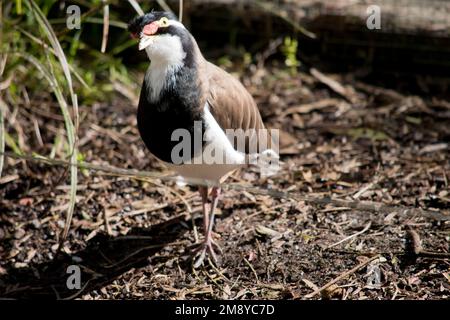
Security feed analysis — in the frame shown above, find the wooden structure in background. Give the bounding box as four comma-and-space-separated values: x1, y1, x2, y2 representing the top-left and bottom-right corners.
183, 0, 450, 36
172, 0, 450, 85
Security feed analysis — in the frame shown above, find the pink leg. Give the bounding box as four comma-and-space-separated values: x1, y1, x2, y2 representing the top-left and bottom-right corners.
205, 187, 221, 247
198, 186, 209, 236
194, 186, 221, 268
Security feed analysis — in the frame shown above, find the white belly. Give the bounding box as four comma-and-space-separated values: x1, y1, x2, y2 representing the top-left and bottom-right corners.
166, 162, 243, 184
165, 103, 246, 184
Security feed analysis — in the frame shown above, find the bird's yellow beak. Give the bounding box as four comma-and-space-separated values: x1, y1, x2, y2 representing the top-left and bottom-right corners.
139, 35, 155, 51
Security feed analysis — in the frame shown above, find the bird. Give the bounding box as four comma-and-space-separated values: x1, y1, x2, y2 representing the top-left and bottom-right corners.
128, 11, 278, 267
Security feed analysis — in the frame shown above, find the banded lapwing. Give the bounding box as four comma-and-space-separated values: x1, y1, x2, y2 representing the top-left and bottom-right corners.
129, 11, 278, 267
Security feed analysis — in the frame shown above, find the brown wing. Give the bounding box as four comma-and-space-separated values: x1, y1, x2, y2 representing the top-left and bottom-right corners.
204, 62, 271, 154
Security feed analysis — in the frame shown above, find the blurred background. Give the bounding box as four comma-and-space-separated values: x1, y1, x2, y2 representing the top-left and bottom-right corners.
3, 0, 449, 109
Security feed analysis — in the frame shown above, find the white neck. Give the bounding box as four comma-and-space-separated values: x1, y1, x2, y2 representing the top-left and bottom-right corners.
145, 61, 181, 103
144, 34, 186, 102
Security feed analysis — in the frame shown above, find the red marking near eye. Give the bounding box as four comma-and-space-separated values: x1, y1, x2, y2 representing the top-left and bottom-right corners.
143, 22, 159, 36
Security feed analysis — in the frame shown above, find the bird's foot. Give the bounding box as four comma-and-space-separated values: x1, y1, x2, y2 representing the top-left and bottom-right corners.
193, 238, 222, 268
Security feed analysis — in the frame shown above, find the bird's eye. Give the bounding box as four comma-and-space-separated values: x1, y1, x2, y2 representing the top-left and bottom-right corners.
160, 17, 169, 27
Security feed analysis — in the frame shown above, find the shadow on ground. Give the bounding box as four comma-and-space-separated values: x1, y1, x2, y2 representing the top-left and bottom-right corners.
0, 215, 189, 299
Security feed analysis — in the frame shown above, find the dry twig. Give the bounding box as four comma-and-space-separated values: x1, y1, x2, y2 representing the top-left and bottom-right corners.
327, 221, 372, 249
1, 151, 448, 224
304, 255, 381, 299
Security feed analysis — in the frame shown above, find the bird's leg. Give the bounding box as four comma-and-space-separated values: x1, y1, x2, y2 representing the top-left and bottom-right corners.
206, 186, 222, 252
192, 185, 209, 266
198, 185, 209, 237
194, 186, 221, 268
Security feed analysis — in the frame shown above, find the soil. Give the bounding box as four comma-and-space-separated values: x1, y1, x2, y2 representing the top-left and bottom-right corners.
0, 63, 449, 300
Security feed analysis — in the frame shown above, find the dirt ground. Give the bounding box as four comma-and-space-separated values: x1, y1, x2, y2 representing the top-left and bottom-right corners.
0, 64, 449, 299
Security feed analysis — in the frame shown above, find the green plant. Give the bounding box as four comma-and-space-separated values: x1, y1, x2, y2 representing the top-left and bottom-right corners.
24, 0, 78, 243
0, 0, 148, 245
0, 0, 182, 245
281, 36, 301, 74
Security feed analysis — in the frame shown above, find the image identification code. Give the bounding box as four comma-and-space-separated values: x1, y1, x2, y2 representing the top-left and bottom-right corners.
174, 304, 275, 317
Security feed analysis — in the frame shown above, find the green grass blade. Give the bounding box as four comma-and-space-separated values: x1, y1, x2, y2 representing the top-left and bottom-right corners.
127, 0, 144, 16
23, 0, 79, 245
4, 131, 23, 155
16, 0, 22, 15
13, 52, 74, 158
26, 0, 79, 142
16, 27, 90, 90
26, 0, 75, 101
156, 0, 173, 15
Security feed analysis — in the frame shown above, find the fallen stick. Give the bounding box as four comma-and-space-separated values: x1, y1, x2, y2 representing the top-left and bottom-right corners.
1, 151, 448, 221
327, 221, 372, 249
310, 68, 359, 104
304, 255, 381, 299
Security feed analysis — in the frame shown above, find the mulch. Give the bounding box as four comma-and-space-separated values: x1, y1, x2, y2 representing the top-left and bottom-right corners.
0, 62, 449, 299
